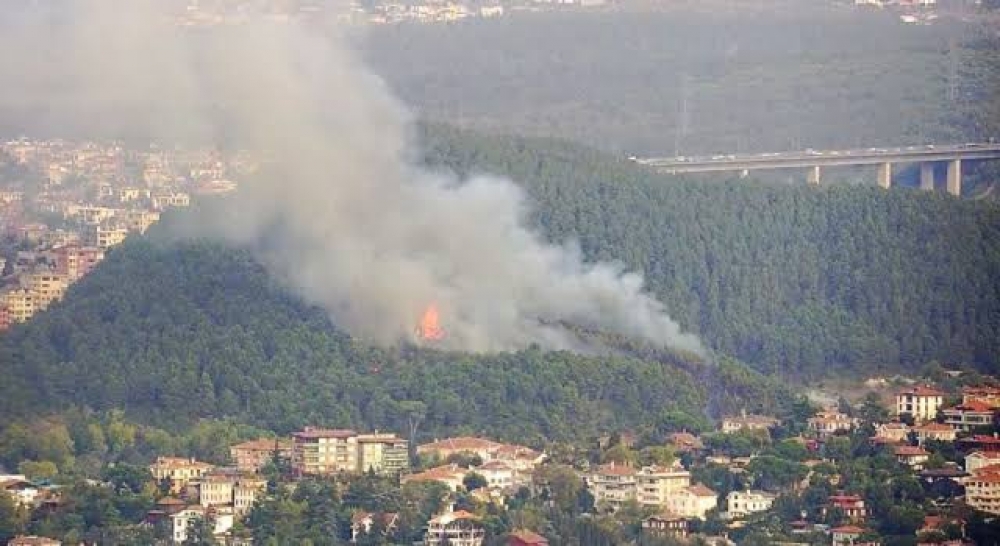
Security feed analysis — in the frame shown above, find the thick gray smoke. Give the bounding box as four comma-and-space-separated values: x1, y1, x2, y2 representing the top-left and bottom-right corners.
2, 1, 704, 354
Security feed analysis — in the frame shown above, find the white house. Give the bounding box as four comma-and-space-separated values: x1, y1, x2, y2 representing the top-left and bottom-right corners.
726, 490, 776, 518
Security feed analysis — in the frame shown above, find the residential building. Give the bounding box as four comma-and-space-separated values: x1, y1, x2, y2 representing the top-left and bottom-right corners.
873, 422, 910, 444
492, 444, 547, 472
350, 511, 398, 542
0, 478, 39, 507
88, 223, 129, 249
0, 305, 10, 331
402, 464, 468, 491
589, 463, 637, 511
149, 457, 214, 493
896, 386, 945, 423
507, 529, 549, 546
807, 410, 856, 437
418, 437, 502, 462
229, 438, 293, 474
233, 476, 267, 515
959, 434, 1000, 452
476, 461, 517, 490
824, 494, 867, 522
913, 422, 957, 445
894, 445, 930, 469
291, 427, 359, 476
0, 289, 36, 323
965, 466, 1000, 515
357, 433, 409, 475
943, 401, 995, 431
965, 451, 1000, 473
19, 272, 69, 309
635, 462, 691, 508
123, 210, 161, 234
50, 245, 104, 281
720, 413, 779, 434
831, 525, 865, 546
642, 512, 689, 539
170, 506, 234, 544
668, 432, 705, 452
726, 490, 776, 518
7, 537, 61, 546
664, 484, 718, 519
962, 386, 1000, 408
424, 508, 484, 546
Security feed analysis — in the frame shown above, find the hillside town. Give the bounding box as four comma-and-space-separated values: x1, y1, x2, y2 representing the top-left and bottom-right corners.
4, 376, 1000, 545
0, 139, 245, 331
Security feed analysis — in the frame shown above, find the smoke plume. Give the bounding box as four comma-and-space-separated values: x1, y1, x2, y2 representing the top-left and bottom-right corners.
1, 1, 704, 354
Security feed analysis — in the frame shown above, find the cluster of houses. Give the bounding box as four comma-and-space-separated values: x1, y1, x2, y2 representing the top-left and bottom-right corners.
0, 139, 244, 331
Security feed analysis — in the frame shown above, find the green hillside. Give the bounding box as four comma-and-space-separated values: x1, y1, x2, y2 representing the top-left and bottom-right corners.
417, 125, 1000, 376
0, 239, 794, 440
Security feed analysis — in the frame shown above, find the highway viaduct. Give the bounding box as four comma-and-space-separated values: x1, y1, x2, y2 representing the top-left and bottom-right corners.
633, 143, 1000, 196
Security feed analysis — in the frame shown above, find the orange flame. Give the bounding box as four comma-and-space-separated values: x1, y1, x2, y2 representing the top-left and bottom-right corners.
418, 304, 445, 341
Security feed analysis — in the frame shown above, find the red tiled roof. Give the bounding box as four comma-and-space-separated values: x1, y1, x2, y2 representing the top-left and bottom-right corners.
914, 422, 954, 432
895, 446, 930, 456
968, 450, 1000, 459
508, 529, 549, 544
419, 437, 501, 452
899, 385, 945, 397
231, 438, 292, 451
964, 386, 1000, 396
597, 463, 636, 476
686, 484, 717, 497
946, 400, 996, 413
832, 525, 866, 534
962, 435, 1000, 445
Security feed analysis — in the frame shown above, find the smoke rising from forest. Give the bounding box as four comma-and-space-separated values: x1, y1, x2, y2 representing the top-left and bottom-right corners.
1, 1, 704, 354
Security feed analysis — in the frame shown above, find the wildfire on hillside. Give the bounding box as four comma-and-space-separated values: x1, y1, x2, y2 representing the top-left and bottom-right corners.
418, 304, 445, 341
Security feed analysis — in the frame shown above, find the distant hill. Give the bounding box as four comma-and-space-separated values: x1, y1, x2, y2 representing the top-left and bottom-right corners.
416, 124, 1000, 376
0, 124, 997, 438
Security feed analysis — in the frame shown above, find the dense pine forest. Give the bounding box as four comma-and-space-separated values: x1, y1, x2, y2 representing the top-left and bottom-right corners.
0, 125, 998, 438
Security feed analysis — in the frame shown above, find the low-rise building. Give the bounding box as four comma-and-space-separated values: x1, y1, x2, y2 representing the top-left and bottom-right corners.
402, 464, 468, 491
913, 422, 957, 445
943, 401, 995, 432
831, 525, 865, 546
807, 410, 856, 437
229, 438, 293, 474
965, 451, 1000, 474
873, 422, 910, 444
962, 386, 1000, 408
476, 461, 517, 490
424, 508, 484, 546
350, 511, 398, 542
824, 494, 867, 522
664, 484, 718, 519
720, 413, 779, 434
668, 432, 705, 452
896, 385, 945, 423
894, 445, 930, 469
170, 506, 234, 544
507, 529, 549, 546
726, 490, 776, 518
149, 457, 215, 493
418, 437, 503, 462
642, 512, 689, 539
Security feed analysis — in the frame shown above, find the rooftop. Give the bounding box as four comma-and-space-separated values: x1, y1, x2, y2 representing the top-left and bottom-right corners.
292, 428, 358, 439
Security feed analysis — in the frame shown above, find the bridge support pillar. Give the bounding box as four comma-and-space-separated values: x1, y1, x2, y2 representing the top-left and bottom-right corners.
807, 165, 821, 185
920, 162, 935, 191
877, 162, 892, 189
947, 159, 962, 196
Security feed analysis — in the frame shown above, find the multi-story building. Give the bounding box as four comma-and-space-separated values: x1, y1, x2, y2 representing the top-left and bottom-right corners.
88, 223, 129, 249
872, 422, 910, 444
291, 427, 359, 476
642, 512, 689, 539
896, 386, 944, 423
230, 438, 293, 474
402, 464, 468, 491
962, 386, 1000, 408
19, 272, 69, 309
726, 490, 776, 518
0, 289, 36, 323
149, 457, 215, 493
894, 445, 930, 470
913, 422, 957, 445
636, 463, 691, 508
823, 494, 867, 522
589, 463, 637, 511
720, 413, 779, 434
123, 210, 161, 234
170, 506, 234, 544
807, 410, 857, 437
51, 246, 104, 281
357, 433, 409, 475
0, 305, 10, 331
663, 484, 718, 519
966, 451, 1000, 474
417, 437, 503, 462
965, 466, 1000, 515
943, 401, 996, 431
424, 508, 484, 546
475, 460, 517, 490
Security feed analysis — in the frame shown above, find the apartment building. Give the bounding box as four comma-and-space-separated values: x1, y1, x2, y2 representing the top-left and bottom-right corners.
291, 428, 359, 476
51, 246, 104, 281
0, 290, 36, 323
589, 463, 638, 511
896, 386, 944, 423
636, 463, 691, 508
966, 467, 1000, 515
357, 433, 409, 475
230, 438, 293, 474
19, 272, 69, 309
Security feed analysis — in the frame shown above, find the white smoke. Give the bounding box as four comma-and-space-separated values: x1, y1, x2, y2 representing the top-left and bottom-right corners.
1, 1, 704, 354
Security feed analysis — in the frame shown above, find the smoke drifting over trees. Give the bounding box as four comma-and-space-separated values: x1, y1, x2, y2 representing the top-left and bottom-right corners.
0, 1, 703, 354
